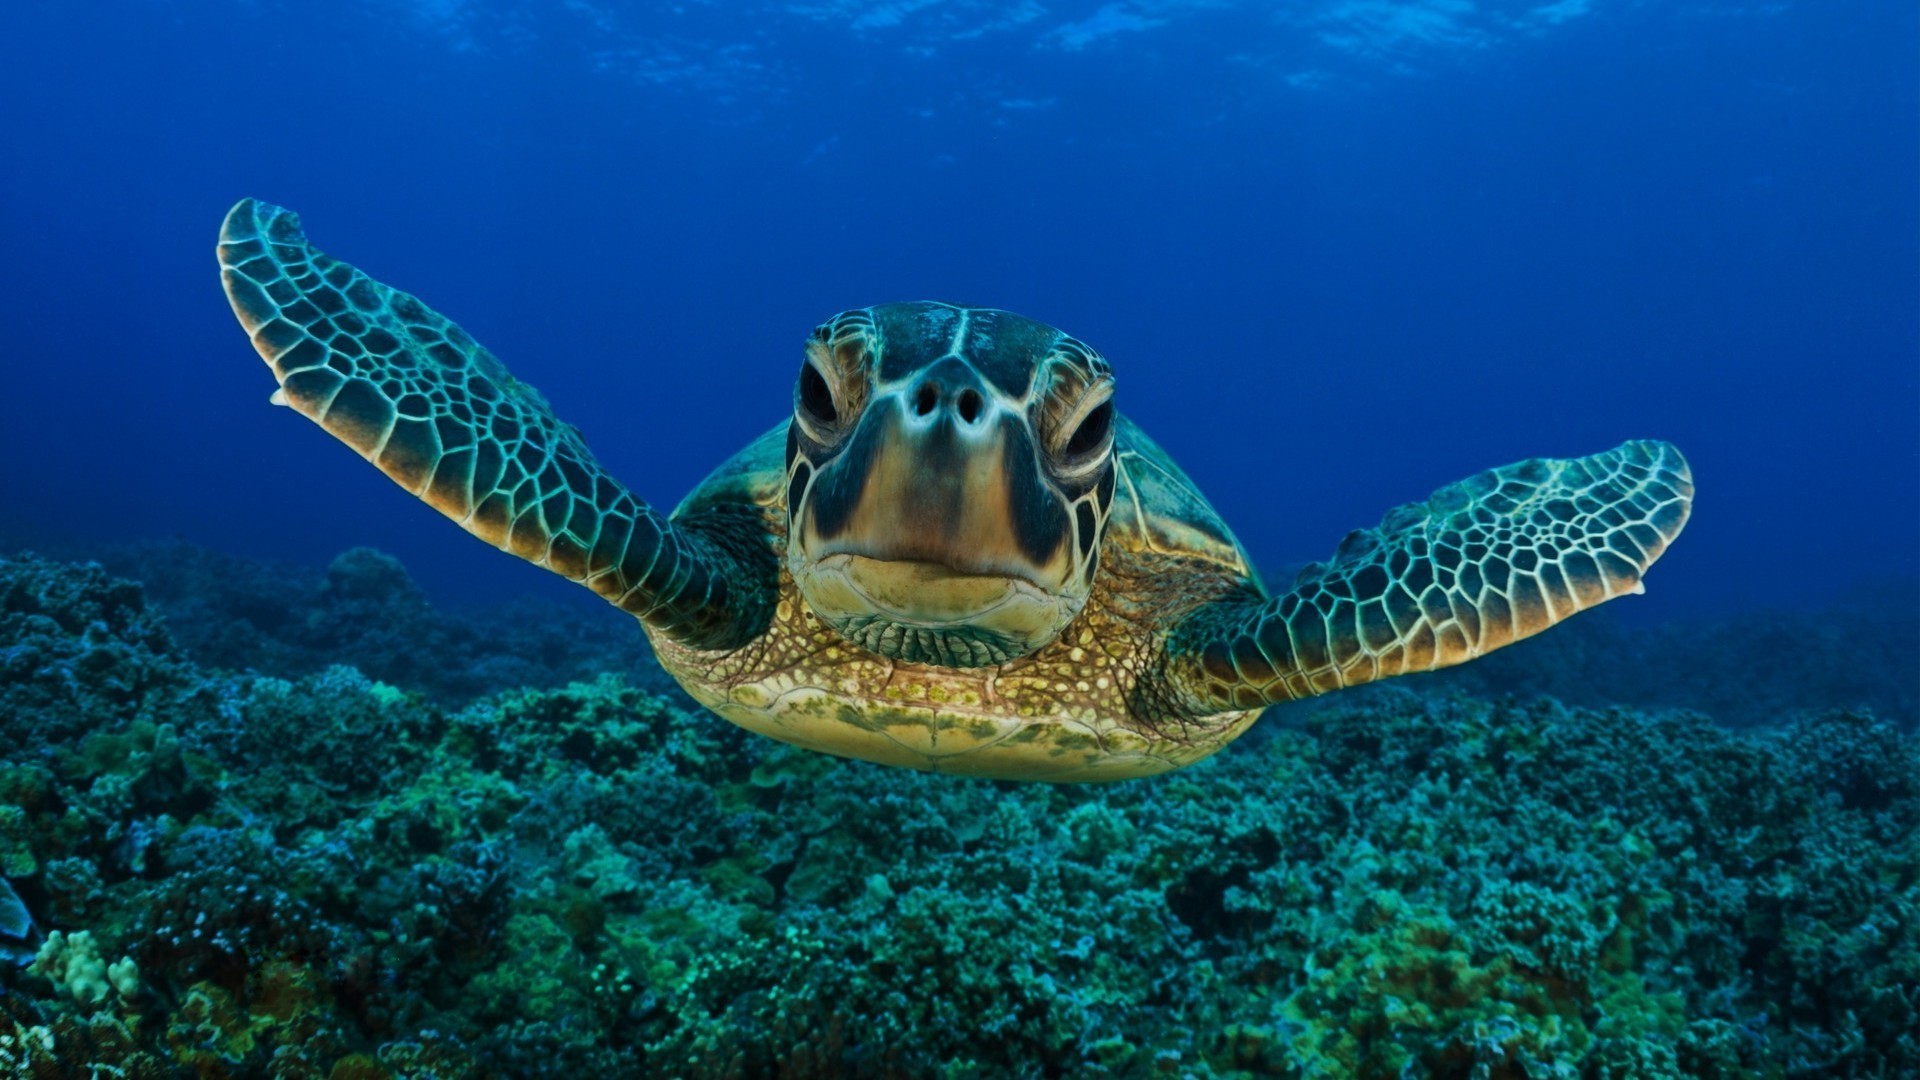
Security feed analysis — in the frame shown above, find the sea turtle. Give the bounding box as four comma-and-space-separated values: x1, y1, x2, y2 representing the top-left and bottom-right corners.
217, 199, 1693, 782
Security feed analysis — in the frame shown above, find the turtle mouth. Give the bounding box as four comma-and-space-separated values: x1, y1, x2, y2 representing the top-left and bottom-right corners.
812, 553, 1054, 626
791, 552, 1078, 667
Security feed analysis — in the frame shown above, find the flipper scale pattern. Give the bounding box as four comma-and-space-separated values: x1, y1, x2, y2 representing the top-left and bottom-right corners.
218, 199, 774, 648
1167, 440, 1693, 714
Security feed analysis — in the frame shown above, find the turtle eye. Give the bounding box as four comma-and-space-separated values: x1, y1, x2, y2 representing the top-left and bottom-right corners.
798, 362, 838, 424
1064, 401, 1112, 457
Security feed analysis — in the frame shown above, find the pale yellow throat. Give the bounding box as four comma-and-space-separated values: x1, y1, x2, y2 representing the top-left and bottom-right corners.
799, 553, 1075, 656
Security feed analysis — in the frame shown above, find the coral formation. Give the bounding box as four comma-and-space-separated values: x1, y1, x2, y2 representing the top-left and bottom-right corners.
29, 930, 137, 1007
94, 539, 671, 702
0, 547, 1915, 1077
1420, 583, 1918, 732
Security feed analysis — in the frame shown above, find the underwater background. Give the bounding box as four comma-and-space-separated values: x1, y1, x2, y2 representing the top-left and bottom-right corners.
1, 0, 1916, 1076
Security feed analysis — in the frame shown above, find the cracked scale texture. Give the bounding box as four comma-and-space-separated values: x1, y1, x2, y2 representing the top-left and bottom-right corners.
1166, 440, 1693, 712
217, 199, 774, 649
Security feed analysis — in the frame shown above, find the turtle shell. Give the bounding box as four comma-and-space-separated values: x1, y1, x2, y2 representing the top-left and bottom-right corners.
1103, 415, 1261, 590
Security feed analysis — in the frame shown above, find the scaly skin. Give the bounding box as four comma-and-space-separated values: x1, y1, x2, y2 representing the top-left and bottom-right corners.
219, 198, 1693, 781
217, 199, 776, 649
652, 438, 1263, 781
650, 436, 1692, 780
1163, 440, 1693, 713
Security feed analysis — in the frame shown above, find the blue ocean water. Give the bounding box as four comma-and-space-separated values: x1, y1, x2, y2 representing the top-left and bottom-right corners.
4, 5, 1920, 1074
1, 0, 1912, 623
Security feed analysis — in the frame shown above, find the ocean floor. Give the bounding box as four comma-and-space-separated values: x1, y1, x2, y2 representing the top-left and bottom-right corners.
0, 543, 1915, 1077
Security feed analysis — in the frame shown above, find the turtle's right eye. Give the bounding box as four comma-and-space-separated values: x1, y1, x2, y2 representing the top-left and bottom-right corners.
798, 362, 838, 424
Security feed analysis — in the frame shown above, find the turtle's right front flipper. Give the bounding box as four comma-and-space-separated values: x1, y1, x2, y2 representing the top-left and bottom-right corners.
217, 199, 775, 649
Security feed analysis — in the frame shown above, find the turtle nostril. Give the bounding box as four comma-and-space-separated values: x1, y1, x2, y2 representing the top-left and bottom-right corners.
956, 388, 983, 425
913, 383, 939, 417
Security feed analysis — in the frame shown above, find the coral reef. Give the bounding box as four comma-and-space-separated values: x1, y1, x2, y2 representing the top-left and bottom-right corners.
1, 547, 1915, 1077
1416, 582, 1918, 732
93, 539, 672, 702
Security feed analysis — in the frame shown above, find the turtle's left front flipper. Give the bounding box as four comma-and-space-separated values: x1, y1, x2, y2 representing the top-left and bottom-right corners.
1161, 440, 1692, 715
217, 199, 776, 650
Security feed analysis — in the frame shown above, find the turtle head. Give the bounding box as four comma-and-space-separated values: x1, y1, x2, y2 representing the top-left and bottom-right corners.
783, 303, 1118, 667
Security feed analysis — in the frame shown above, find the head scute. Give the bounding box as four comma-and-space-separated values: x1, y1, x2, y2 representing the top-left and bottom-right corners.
794, 309, 877, 444
810, 308, 880, 377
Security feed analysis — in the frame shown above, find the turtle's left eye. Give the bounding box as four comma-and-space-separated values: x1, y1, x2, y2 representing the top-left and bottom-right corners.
1064, 401, 1112, 457
798, 362, 838, 424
